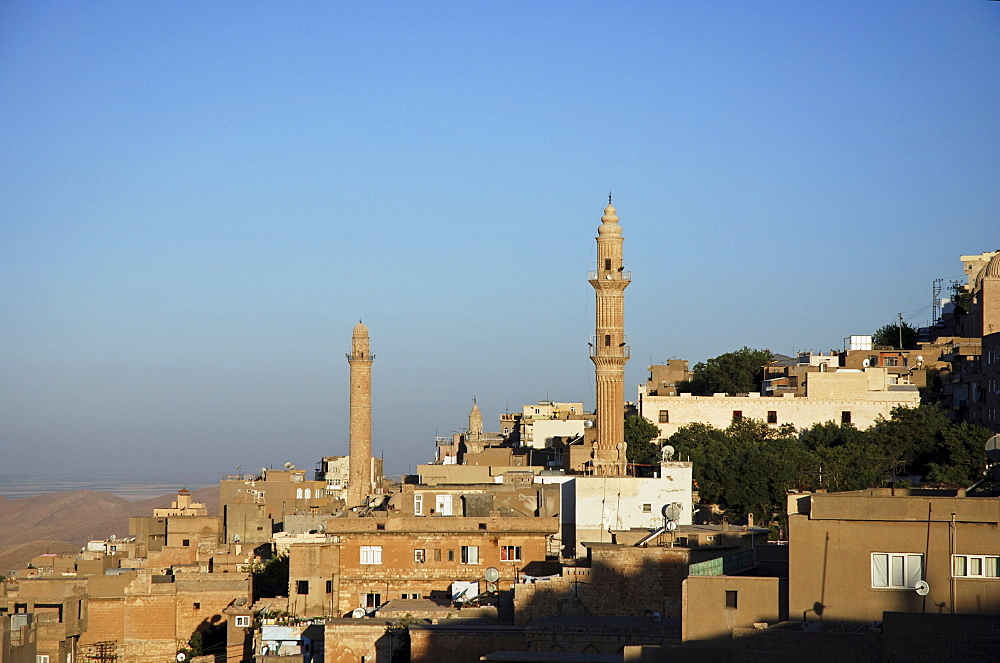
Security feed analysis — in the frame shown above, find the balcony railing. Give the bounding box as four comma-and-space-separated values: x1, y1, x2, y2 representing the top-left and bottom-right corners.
588, 270, 631, 281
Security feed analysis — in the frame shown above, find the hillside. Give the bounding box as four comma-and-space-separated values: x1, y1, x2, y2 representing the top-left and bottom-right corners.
0, 485, 219, 572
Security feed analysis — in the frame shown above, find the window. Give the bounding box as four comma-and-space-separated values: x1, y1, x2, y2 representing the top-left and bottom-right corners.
37, 657, 50, 663
304, 488, 312, 499
500, 545, 521, 562
461, 545, 479, 564
732, 411, 743, 422
235, 615, 251, 628
725, 590, 738, 609
871, 553, 923, 588
182, 539, 190, 547
642, 503, 652, 513
479, 522, 487, 530
414, 549, 426, 563
884, 356, 898, 367
604, 334, 611, 347
296, 580, 309, 594
296, 488, 303, 499
360, 545, 383, 565
364, 593, 381, 608
193, 602, 201, 610
326, 580, 333, 593
767, 411, 778, 424
414, 494, 423, 516
436, 494, 453, 516
604, 258, 612, 270
953, 555, 1000, 578
434, 549, 442, 562
658, 410, 669, 423
842, 411, 852, 425
448, 549, 455, 562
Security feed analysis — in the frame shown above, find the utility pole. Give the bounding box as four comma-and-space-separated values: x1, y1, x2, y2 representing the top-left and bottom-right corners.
897, 312, 904, 350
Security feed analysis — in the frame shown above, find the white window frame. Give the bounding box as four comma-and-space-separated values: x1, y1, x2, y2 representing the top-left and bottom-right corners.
952, 554, 1000, 578
37, 657, 50, 663
235, 615, 251, 627
360, 545, 383, 565
871, 552, 923, 588
414, 494, 423, 516
461, 545, 479, 564
414, 549, 426, 563
436, 494, 453, 516
500, 545, 521, 562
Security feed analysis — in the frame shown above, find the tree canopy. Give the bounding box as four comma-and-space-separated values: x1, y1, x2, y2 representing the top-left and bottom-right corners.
624, 414, 661, 467
678, 347, 773, 395
872, 320, 919, 350
667, 405, 991, 528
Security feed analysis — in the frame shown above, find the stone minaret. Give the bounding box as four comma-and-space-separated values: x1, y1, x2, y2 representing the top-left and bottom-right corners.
468, 399, 483, 441
347, 321, 374, 506
589, 198, 630, 476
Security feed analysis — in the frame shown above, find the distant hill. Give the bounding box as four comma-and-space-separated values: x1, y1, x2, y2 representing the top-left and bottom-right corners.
0, 485, 219, 573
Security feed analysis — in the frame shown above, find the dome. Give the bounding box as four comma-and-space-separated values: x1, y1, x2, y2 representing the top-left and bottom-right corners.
353, 321, 369, 337
985, 253, 1000, 280
598, 202, 622, 236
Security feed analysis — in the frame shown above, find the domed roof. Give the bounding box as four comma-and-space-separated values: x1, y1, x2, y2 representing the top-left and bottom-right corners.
598, 202, 622, 236
986, 253, 1000, 280
353, 320, 369, 337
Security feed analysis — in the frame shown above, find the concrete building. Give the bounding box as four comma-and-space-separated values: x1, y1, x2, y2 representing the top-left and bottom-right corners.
640, 366, 920, 438
788, 488, 1000, 624
589, 199, 630, 476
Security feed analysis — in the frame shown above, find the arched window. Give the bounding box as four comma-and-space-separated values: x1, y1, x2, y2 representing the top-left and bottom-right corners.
296, 488, 303, 499
604, 334, 611, 346
304, 488, 312, 499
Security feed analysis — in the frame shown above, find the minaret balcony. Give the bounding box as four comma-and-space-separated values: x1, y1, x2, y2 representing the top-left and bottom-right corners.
346, 352, 376, 361
589, 338, 630, 358
588, 270, 631, 282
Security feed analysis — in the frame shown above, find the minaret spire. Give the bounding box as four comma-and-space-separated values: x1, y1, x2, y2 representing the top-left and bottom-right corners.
589, 198, 630, 476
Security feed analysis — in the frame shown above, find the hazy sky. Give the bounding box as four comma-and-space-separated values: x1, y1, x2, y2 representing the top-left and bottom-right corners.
2, 2, 998, 485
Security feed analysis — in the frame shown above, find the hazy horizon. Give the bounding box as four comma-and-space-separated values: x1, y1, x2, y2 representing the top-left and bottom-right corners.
3, 2, 998, 479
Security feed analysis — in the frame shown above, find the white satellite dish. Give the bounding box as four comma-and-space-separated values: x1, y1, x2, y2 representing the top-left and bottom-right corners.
487, 582, 498, 593
484, 566, 500, 582
584, 419, 594, 428
914, 580, 930, 596
351, 608, 366, 618
862, 358, 870, 368
661, 445, 675, 461
986, 435, 1000, 463
665, 520, 678, 531
176, 653, 187, 662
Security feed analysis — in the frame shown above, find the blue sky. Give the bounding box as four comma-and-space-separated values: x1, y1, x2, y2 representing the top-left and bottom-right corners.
2, 1, 998, 484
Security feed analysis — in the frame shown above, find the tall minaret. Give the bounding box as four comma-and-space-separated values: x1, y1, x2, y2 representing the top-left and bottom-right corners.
589, 196, 630, 476
347, 321, 374, 506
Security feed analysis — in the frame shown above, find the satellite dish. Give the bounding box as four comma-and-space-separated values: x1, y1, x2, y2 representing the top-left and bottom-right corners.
487, 582, 498, 593
662, 502, 683, 521
916, 356, 924, 363
584, 419, 594, 428
914, 580, 930, 596
986, 435, 1000, 463
661, 445, 675, 461
351, 608, 366, 618
176, 653, 187, 662
665, 520, 678, 531
484, 566, 500, 582
862, 358, 870, 368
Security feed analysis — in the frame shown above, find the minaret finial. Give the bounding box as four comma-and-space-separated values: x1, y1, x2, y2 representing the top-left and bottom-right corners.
608, 191, 612, 205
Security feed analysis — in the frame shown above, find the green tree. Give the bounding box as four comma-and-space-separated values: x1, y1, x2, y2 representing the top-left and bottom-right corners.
625, 414, 661, 466
252, 553, 289, 599
872, 320, 919, 350
679, 347, 773, 395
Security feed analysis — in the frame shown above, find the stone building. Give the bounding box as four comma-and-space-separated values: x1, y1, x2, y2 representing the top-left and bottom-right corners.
0, 577, 87, 663
640, 366, 920, 438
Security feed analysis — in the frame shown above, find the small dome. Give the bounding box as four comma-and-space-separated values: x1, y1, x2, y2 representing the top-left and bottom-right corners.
598, 203, 622, 236
353, 321, 369, 337
986, 253, 1000, 280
